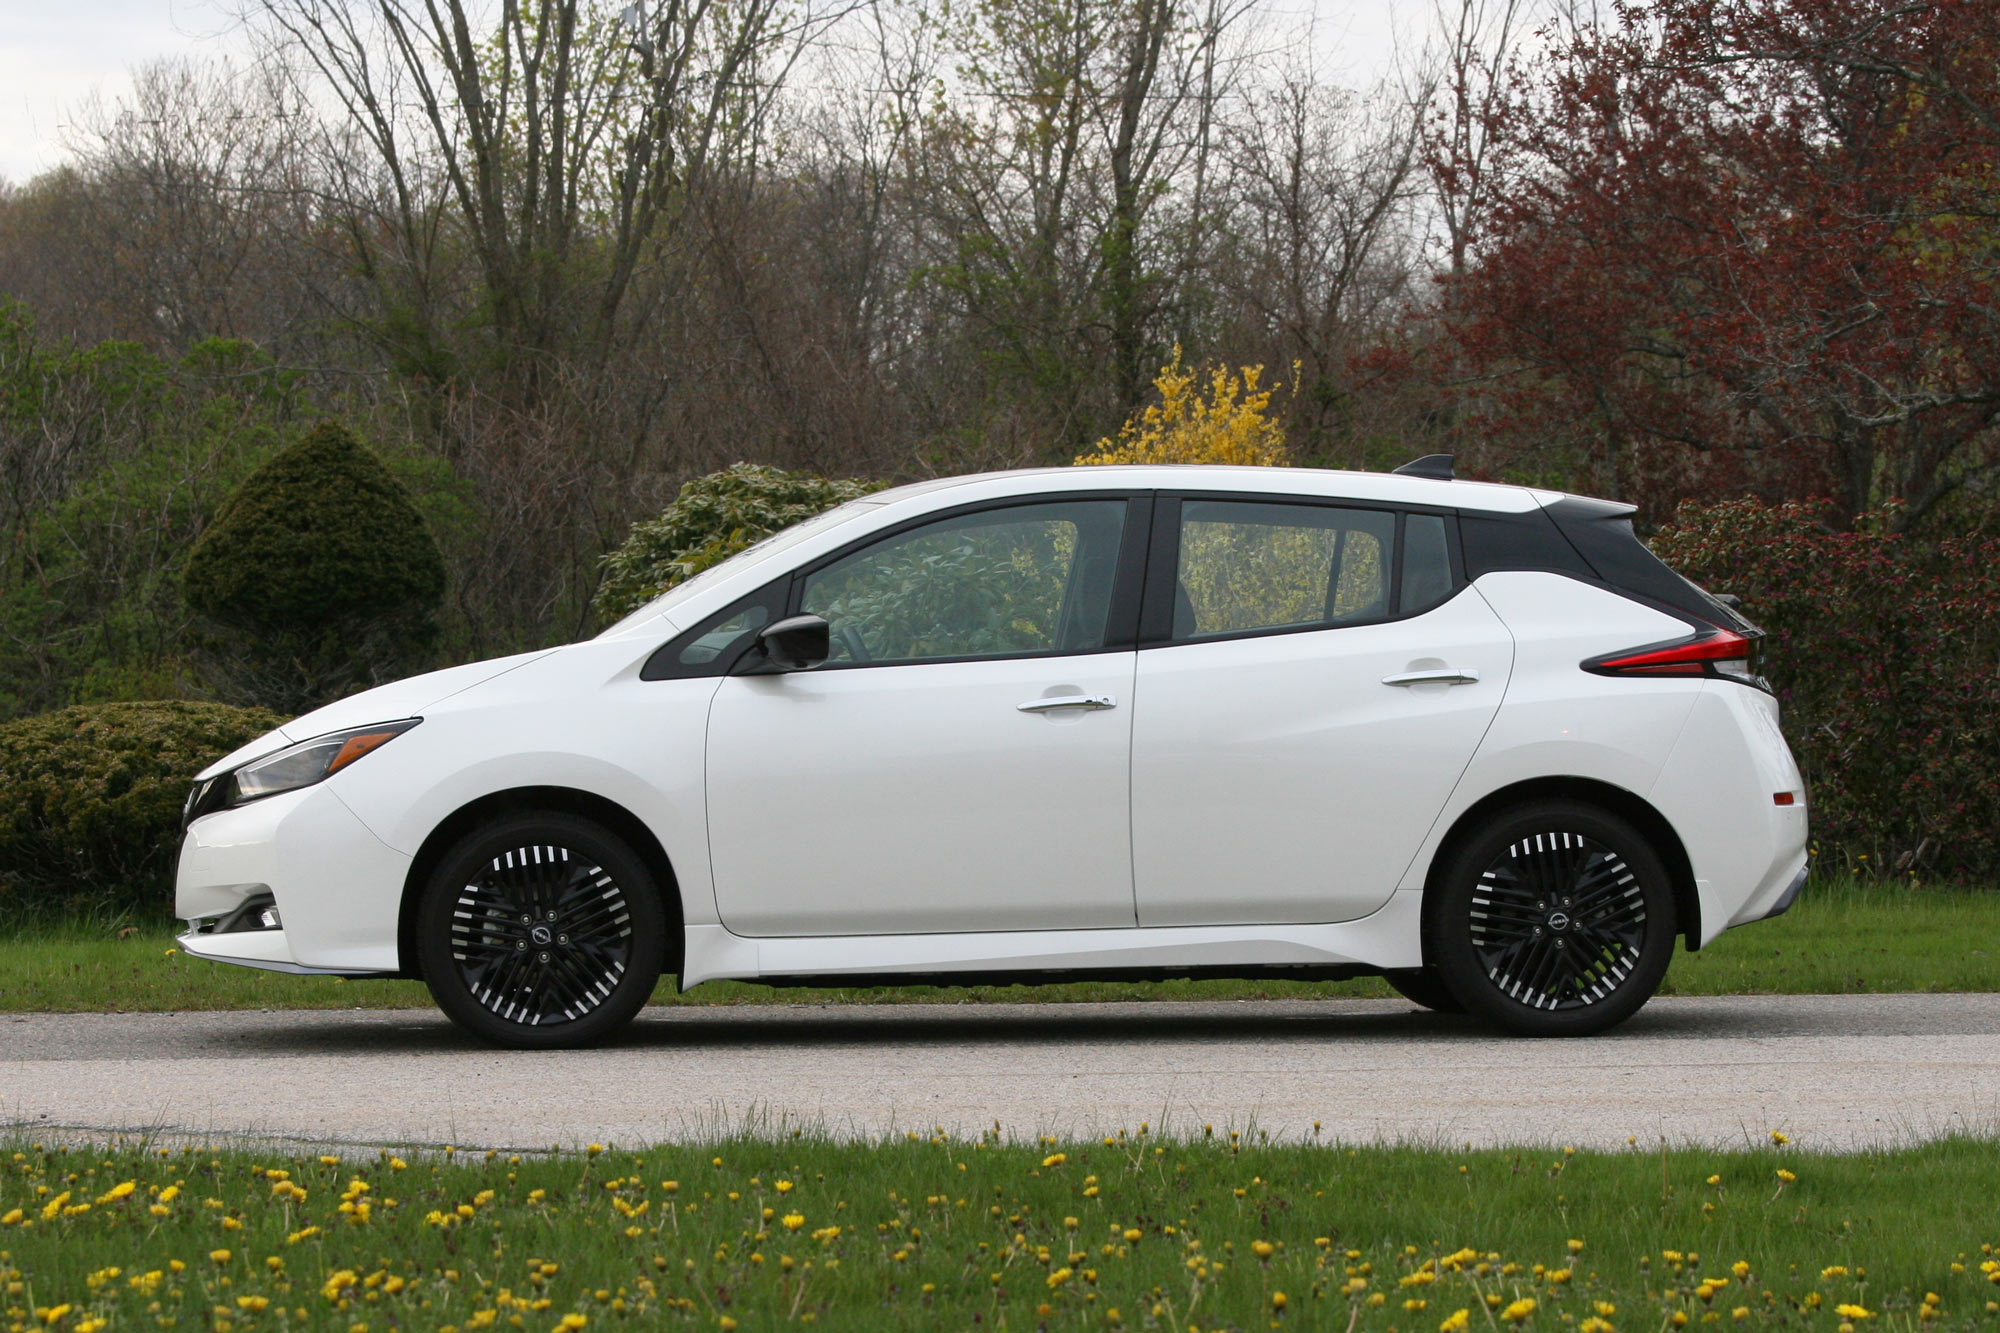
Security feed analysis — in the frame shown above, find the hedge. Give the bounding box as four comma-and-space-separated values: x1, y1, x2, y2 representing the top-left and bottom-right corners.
1652, 498, 2000, 880
0, 701, 286, 920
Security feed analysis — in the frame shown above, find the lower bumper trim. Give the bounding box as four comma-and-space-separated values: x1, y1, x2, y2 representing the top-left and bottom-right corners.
176, 929, 389, 978
1759, 862, 1811, 922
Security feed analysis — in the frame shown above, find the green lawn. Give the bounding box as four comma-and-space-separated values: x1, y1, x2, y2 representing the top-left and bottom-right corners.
3, 1133, 1996, 1332
2, 877, 1994, 1014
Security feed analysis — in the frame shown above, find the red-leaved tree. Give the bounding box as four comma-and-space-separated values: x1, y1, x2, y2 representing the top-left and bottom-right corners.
1435, 0, 2000, 526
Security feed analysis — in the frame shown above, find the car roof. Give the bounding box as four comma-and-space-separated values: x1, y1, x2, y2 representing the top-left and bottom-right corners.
862, 465, 1558, 515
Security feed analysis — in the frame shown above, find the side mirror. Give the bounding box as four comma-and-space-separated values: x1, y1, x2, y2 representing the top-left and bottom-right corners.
737, 614, 831, 674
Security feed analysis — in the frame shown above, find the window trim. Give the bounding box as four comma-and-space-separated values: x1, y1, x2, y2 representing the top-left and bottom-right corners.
778, 491, 1154, 672
1138, 492, 1466, 649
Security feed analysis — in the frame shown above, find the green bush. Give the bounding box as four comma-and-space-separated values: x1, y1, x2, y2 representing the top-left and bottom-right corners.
594, 464, 884, 623
0, 701, 286, 921
1652, 498, 2000, 880
183, 419, 447, 711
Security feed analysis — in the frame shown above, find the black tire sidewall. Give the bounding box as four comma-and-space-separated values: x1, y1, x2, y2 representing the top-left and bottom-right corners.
1427, 800, 1676, 1037
417, 812, 666, 1049
1382, 968, 1466, 1014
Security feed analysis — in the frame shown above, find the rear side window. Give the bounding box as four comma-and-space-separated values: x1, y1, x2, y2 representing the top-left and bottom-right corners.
1170, 502, 1394, 640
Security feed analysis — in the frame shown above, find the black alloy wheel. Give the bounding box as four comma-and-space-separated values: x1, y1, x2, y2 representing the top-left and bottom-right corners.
417, 812, 666, 1048
1426, 800, 1676, 1037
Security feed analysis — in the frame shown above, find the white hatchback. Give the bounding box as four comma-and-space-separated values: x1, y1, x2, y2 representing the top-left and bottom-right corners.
177, 461, 1808, 1045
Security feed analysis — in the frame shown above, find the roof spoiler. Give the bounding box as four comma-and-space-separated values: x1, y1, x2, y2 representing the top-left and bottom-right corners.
1391, 453, 1454, 481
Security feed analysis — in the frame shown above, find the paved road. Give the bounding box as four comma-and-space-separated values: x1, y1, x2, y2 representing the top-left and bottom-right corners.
6, 994, 1996, 1153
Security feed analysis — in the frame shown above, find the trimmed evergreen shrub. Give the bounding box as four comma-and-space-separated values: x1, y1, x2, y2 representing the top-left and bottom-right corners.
183, 420, 447, 711
1652, 498, 2000, 880
593, 463, 884, 622
0, 701, 286, 920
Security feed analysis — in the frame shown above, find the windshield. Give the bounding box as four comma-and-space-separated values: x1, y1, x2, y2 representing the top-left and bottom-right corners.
594, 497, 885, 639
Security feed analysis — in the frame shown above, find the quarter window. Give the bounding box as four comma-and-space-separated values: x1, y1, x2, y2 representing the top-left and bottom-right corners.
1401, 513, 1455, 615
1171, 501, 1396, 640
800, 500, 1128, 665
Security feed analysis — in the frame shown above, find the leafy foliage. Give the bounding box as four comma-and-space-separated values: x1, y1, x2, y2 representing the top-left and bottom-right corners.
1652, 499, 2000, 878
1438, 0, 2000, 525
1074, 348, 1291, 466
0, 700, 285, 920
0, 310, 312, 719
182, 420, 447, 712
593, 464, 884, 623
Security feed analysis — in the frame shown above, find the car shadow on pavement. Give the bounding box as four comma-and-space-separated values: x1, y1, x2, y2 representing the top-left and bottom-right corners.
85, 991, 1942, 1059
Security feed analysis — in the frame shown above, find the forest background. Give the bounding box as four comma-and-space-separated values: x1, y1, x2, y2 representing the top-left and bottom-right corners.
2, 0, 1998, 901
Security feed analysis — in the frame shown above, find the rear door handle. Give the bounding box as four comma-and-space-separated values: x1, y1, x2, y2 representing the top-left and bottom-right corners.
1382, 668, 1481, 686
1018, 694, 1118, 713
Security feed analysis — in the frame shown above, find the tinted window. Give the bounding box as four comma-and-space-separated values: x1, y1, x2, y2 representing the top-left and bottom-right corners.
1172, 502, 1394, 640
801, 500, 1127, 665
1400, 513, 1454, 614
642, 582, 785, 680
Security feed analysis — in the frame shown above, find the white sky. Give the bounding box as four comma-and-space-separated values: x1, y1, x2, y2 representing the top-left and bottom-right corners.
0, 0, 1429, 186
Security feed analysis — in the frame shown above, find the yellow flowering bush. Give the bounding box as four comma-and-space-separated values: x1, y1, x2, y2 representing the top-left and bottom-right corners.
1074, 348, 1291, 468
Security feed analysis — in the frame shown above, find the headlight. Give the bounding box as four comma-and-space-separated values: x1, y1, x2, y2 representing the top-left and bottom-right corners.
185, 720, 420, 826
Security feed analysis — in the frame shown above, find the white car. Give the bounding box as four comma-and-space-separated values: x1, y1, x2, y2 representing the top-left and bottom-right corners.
177, 460, 1808, 1045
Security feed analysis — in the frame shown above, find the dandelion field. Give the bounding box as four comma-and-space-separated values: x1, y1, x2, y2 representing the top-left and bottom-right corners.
3, 1132, 1997, 1333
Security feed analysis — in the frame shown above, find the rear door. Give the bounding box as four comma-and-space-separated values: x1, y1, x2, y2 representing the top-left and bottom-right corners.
1129, 497, 1514, 926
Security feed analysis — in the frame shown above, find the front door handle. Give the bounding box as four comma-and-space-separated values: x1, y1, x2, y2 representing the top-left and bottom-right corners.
1018, 694, 1118, 713
1382, 667, 1481, 686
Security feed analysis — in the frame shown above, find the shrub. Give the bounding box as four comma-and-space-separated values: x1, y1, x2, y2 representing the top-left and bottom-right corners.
1651, 499, 2000, 880
1074, 348, 1290, 466
183, 419, 447, 712
0, 701, 286, 920
593, 463, 884, 623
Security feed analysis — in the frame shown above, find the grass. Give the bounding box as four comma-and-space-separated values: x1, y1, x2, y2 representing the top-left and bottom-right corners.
2, 1132, 1997, 1332
1, 877, 1994, 1015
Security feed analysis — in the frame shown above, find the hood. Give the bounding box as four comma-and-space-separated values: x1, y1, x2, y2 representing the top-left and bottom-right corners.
193, 648, 561, 781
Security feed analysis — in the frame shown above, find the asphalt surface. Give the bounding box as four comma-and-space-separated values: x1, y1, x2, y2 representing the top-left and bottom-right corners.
5, 994, 1996, 1153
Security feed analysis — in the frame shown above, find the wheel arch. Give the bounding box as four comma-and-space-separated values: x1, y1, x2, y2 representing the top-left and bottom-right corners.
396, 786, 685, 980
1420, 776, 1701, 954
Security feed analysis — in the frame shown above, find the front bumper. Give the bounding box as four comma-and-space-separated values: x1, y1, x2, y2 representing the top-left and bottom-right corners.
176, 925, 389, 976
176, 783, 412, 974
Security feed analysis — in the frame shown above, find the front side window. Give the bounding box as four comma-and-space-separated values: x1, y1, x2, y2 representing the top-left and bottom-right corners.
1172, 501, 1395, 640
801, 500, 1128, 665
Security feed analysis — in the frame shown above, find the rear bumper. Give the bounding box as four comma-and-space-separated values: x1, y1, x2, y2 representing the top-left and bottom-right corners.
1755, 860, 1811, 922
1648, 682, 1809, 946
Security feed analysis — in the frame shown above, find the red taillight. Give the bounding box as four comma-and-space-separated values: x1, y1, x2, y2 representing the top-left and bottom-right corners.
1584, 628, 1765, 687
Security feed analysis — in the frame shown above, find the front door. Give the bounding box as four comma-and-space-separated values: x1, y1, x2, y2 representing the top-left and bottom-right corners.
705, 497, 1140, 937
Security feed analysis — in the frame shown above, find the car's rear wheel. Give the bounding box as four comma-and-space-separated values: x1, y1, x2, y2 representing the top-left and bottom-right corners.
1381, 968, 1465, 1014
1426, 800, 1676, 1037
417, 812, 666, 1049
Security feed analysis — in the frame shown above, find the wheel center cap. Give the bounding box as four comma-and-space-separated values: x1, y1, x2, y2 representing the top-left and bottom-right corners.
530, 925, 553, 946
1545, 911, 1571, 932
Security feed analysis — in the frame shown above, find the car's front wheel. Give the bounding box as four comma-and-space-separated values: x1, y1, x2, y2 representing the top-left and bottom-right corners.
416, 812, 666, 1049
1426, 800, 1676, 1037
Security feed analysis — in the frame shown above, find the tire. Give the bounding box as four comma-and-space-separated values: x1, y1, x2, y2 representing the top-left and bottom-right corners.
1425, 800, 1676, 1037
416, 812, 667, 1049
1382, 968, 1465, 1014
